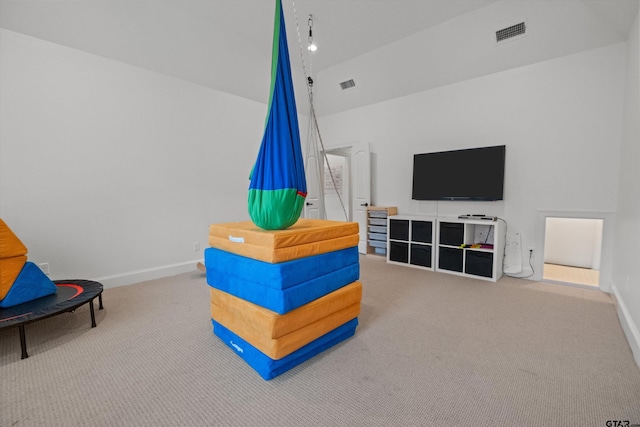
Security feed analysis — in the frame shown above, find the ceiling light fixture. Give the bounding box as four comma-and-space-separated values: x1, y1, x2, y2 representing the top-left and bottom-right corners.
307, 14, 317, 52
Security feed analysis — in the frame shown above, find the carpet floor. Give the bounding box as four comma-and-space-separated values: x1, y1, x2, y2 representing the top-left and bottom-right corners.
1, 255, 639, 426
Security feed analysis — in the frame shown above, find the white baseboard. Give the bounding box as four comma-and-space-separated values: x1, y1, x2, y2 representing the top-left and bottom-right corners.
92, 259, 204, 289
611, 282, 640, 369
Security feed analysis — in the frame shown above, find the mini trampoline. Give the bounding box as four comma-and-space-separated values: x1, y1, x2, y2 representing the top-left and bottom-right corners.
0, 279, 103, 359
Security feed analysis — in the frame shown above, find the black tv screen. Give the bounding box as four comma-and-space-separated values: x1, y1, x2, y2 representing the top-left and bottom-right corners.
412, 145, 505, 201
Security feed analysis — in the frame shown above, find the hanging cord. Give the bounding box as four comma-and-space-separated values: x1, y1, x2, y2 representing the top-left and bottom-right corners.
304, 100, 327, 219
292, 1, 313, 100
291, 1, 348, 221
312, 102, 349, 221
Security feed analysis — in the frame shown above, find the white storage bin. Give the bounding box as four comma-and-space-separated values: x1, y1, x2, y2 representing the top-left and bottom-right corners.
368, 211, 388, 218
369, 240, 387, 248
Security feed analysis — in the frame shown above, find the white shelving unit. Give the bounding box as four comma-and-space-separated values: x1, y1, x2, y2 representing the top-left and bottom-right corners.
436, 218, 505, 282
386, 215, 505, 281
387, 214, 436, 270
366, 207, 398, 256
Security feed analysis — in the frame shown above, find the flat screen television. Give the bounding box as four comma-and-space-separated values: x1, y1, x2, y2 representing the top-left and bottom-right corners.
412, 145, 505, 201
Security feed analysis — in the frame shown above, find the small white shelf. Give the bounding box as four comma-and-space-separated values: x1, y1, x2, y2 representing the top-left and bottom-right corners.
436, 217, 505, 282
387, 214, 436, 271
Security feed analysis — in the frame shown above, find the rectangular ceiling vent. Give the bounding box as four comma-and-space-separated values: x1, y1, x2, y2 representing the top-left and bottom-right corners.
496, 22, 526, 43
339, 79, 356, 90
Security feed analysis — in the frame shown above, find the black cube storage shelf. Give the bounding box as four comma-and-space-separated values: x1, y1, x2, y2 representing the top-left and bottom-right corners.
387, 215, 436, 271
435, 219, 504, 282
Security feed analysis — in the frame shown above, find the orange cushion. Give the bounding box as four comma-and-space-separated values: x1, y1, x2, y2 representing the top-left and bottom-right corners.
0, 219, 28, 258
211, 282, 362, 359
0, 255, 27, 300
208, 219, 359, 263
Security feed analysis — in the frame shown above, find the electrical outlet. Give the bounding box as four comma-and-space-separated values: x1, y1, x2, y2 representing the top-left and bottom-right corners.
193, 242, 200, 252
38, 262, 50, 275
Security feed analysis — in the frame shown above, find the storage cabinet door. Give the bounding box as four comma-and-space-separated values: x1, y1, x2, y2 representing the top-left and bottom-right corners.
389, 219, 409, 241
389, 241, 409, 263
439, 222, 464, 246
465, 251, 494, 277
438, 247, 463, 272
410, 244, 432, 268
411, 221, 432, 243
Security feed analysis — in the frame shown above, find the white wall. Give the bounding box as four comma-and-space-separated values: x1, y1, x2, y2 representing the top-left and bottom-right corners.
613, 11, 640, 367
0, 29, 265, 287
318, 43, 626, 284
544, 218, 602, 269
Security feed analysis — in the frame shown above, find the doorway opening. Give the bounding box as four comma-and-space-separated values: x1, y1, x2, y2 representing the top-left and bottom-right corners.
324, 151, 351, 221
304, 142, 371, 253
543, 217, 603, 288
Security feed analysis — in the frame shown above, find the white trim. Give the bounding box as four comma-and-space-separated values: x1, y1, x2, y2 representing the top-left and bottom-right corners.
611, 280, 640, 369
92, 259, 203, 289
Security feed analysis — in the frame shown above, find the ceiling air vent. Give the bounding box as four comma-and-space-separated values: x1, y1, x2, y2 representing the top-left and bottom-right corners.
339, 79, 356, 90
496, 22, 526, 43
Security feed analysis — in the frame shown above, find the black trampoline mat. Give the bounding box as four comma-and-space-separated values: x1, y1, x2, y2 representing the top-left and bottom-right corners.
0, 280, 103, 329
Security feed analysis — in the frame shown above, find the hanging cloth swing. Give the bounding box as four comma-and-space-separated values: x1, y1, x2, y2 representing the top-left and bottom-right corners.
248, 0, 307, 230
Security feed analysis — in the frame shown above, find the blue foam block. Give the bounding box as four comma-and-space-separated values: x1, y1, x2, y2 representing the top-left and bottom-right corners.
205, 246, 359, 290
207, 262, 359, 314
0, 262, 57, 308
213, 318, 358, 380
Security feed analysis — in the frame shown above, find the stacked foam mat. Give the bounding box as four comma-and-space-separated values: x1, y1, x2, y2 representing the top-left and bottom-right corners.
0, 219, 57, 308
205, 218, 361, 380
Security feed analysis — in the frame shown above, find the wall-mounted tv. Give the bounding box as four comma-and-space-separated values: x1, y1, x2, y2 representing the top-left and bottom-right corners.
412, 145, 505, 201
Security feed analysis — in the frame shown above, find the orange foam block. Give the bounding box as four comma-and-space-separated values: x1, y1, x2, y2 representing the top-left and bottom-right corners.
0, 218, 29, 300
208, 218, 359, 263
211, 282, 362, 359
0, 218, 28, 258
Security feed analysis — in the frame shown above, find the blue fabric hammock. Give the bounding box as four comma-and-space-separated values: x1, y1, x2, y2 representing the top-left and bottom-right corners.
248, 0, 307, 230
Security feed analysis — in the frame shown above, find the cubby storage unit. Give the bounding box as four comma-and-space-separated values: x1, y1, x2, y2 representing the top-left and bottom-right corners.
387, 215, 436, 270
366, 206, 398, 256
436, 218, 505, 282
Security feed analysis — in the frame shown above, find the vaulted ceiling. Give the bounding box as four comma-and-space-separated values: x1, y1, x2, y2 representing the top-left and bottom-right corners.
1, 0, 638, 116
